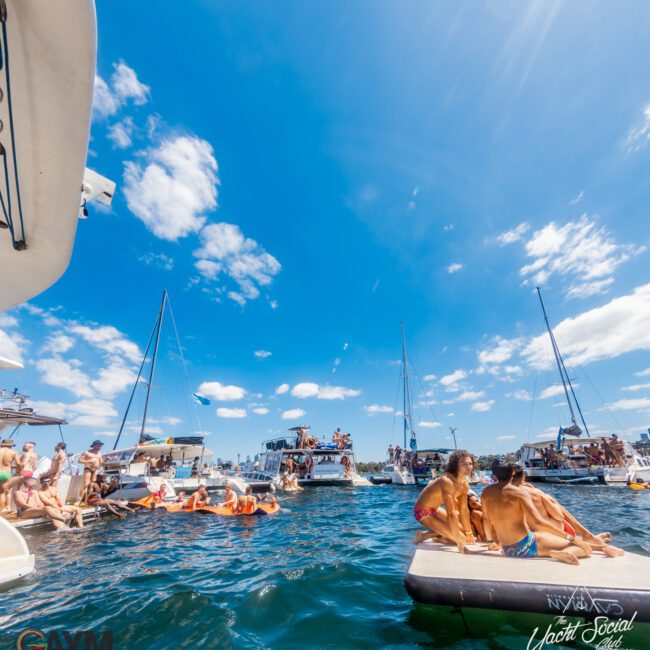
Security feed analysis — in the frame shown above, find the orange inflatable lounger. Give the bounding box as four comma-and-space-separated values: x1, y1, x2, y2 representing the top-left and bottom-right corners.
197, 503, 281, 516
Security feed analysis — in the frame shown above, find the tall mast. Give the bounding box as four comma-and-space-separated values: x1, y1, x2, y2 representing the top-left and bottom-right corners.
140, 289, 167, 442
401, 322, 416, 451
536, 287, 589, 436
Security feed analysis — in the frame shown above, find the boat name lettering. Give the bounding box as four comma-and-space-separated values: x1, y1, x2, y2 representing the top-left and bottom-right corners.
17, 629, 113, 650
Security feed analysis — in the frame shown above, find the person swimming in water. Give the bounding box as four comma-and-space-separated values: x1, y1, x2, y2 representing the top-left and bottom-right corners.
413, 450, 476, 552
482, 462, 595, 564
236, 486, 257, 514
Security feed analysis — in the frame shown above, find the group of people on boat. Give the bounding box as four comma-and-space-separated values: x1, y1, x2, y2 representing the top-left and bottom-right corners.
413, 450, 624, 564
532, 435, 627, 469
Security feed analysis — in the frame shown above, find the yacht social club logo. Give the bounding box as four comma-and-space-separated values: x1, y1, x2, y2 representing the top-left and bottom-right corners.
528, 586, 637, 649
16, 629, 113, 650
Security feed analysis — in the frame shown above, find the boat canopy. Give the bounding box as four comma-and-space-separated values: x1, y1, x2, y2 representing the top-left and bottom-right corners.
522, 435, 622, 449
0, 407, 66, 429
103, 443, 213, 465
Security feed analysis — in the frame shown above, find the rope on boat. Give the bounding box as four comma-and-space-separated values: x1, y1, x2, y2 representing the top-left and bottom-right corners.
0, 2, 27, 250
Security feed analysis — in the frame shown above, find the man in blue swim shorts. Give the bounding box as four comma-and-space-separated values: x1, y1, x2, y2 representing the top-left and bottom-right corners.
482, 462, 593, 565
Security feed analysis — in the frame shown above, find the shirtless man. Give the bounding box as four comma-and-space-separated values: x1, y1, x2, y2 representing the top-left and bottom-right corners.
49, 443, 68, 487
511, 467, 617, 551
413, 450, 476, 552
482, 462, 594, 564
0, 438, 21, 512
13, 477, 68, 530
219, 483, 238, 511
20, 442, 38, 477
185, 485, 210, 511
77, 440, 104, 502
236, 486, 257, 514
39, 476, 84, 527
86, 476, 134, 518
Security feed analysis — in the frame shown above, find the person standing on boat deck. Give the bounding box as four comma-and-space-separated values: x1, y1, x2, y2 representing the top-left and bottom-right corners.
388, 445, 394, 463
49, 442, 68, 487
395, 445, 403, 470
191, 457, 200, 477
20, 442, 38, 477
77, 440, 104, 503
610, 434, 626, 467
0, 438, 21, 512
482, 462, 594, 565
413, 450, 476, 552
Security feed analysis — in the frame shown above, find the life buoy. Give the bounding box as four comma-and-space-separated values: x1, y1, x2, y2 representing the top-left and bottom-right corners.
307, 437, 316, 449
305, 455, 313, 468
341, 455, 350, 467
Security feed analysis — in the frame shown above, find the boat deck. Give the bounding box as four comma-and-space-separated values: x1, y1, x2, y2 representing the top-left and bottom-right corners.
1, 505, 105, 529
405, 540, 650, 622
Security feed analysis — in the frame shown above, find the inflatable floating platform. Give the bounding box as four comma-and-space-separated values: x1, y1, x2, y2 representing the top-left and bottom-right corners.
405, 541, 650, 622
131, 497, 280, 516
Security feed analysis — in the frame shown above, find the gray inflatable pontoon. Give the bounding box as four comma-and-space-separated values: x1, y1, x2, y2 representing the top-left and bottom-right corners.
405, 541, 650, 622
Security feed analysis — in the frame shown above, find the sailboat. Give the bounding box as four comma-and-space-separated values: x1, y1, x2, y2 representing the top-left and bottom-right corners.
518, 287, 650, 484
102, 290, 249, 500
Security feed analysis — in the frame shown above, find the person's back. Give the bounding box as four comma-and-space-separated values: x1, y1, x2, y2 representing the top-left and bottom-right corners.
482, 481, 529, 546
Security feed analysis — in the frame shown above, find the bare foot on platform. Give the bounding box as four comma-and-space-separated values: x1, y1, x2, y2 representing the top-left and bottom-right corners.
602, 545, 625, 557
413, 531, 429, 544
596, 532, 612, 542
549, 550, 580, 565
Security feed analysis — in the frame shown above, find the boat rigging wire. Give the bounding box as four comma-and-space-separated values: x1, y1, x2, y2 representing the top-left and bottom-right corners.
0, 3, 27, 250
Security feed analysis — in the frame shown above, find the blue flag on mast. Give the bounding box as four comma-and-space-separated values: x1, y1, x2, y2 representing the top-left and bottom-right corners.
193, 393, 211, 406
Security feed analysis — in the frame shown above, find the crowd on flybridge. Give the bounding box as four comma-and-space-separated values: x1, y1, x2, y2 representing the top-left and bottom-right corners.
413, 450, 625, 564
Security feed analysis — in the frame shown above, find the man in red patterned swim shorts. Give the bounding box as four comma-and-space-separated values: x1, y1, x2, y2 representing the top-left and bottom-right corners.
412, 450, 476, 552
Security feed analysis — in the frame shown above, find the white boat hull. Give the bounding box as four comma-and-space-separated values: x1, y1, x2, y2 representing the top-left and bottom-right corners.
0, 516, 34, 586
0, 0, 97, 311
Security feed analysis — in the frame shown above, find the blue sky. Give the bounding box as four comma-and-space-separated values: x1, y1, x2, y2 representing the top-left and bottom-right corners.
2, 0, 650, 461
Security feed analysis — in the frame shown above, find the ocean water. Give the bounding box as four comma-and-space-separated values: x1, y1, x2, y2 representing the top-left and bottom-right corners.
1, 484, 649, 649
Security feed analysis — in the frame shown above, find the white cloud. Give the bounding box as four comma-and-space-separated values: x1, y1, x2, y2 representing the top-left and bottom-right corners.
26, 400, 69, 419
497, 222, 529, 245
456, 390, 486, 401
124, 136, 218, 241
198, 381, 246, 401
254, 350, 272, 359
36, 358, 93, 398
194, 223, 281, 306
509, 389, 532, 401
290, 382, 361, 400
440, 369, 467, 386
161, 416, 182, 426
275, 383, 290, 395
365, 404, 394, 415
471, 400, 495, 412
92, 75, 120, 119
622, 382, 650, 391
604, 398, 650, 412
518, 216, 643, 299
634, 368, 650, 377
419, 421, 442, 428
446, 263, 464, 274
91, 362, 138, 399
423, 374, 437, 381
478, 336, 523, 365
0, 314, 18, 328
0, 328, 25, 363
107, 117, 134, 149
216, 407, 247, 418
623, 104, 650, 154
522, 284, 650, 369
538, 384, 573, 400
252, 407, 270, 415
497, 435, 516, 440
281, 408, 306, 420
139, 252, 174, 271
69, 398, 118, 427
569, 191, 584, 206
42, 334, 75, 355
71, 324, 142, 363
111, 61, 150, 106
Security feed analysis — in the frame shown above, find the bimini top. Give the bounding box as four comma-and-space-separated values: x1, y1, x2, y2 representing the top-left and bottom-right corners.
104, 443, 213, 465
0, 0, 97, 311
0, 407, 66, 431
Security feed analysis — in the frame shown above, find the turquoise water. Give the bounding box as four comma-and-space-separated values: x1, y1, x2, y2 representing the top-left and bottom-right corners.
1, 485, 649, 649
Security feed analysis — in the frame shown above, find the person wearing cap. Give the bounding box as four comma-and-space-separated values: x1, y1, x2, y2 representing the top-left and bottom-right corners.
0, 438, 21, 512
77, 440, 105, 503
13, 477, 68, 529
38, 475, 83, 527
49, 442, 68, 487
